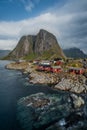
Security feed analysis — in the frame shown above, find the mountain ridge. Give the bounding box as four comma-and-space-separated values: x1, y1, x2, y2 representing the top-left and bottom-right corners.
63, 47, 87, 59
5, 29, 66, 60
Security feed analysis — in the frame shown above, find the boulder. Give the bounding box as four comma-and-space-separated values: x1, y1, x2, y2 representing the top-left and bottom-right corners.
54, 75, 87, 94
70, 94, 84, 108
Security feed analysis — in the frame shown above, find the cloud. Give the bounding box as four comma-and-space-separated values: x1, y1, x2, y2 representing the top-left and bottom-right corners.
52, 0, 87, 52
25, 1, 34, 11
20, 0, 40, 12
0, 12, 61, 50
0, 0, 87, 53
0, 39, 18, 50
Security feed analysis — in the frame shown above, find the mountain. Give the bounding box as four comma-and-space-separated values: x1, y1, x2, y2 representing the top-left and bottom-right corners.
63, 47, 87, 59
0, 50, 11, 59
6, 29, 66, 60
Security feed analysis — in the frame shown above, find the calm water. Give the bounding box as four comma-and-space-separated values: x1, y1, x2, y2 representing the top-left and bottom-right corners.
0, 60, 56, 130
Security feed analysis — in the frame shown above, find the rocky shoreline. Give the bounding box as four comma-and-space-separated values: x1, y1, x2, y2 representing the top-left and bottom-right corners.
6, 61, 87, 130
6, 62, 87, 94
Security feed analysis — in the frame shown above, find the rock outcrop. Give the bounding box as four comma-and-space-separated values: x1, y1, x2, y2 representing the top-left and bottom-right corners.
6, 62, 29, 70
6, 29, 66, 60
29, 72, 58, 85
17, 93, 72, 130
17, 93, 86, 130
54, 74, 87, 93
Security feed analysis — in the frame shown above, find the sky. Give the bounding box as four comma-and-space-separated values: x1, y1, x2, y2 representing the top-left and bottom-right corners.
0, 0, 87, 53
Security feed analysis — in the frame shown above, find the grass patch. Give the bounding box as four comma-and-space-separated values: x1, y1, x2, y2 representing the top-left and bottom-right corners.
24, 53, 36, 60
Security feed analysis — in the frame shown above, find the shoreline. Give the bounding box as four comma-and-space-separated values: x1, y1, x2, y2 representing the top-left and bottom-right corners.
5, 61, 87, 109
5, 61, 87, 94
5, 61, 86, 106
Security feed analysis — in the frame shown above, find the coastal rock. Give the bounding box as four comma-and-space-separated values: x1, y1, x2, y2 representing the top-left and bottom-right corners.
17, 92, 86, 130
29, 72, 58, 84
46, 115, 87, 130
17, 93, 72, 130
5, 62, 34, 74
6, 62, 29, 70
70, 94, 84, 108
54, 75, 87, 93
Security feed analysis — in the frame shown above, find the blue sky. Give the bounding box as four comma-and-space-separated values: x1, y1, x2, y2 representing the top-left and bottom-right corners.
0, 0, 63, 21
0, 0, 87, 53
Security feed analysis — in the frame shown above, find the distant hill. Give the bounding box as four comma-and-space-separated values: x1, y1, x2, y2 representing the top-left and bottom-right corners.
5, 29, 66, 60
63, 47, 87, 59
0, 50, 11, 59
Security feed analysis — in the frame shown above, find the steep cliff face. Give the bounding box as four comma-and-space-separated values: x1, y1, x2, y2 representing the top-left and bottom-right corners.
34, 29, 65, 58
9, 35, 36, 59
7, 29, 66, 60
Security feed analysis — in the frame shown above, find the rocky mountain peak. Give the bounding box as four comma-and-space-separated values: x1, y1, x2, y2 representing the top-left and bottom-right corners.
6, 29, 66, 60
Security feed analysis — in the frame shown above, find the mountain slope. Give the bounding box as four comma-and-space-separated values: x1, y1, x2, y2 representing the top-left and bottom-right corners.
63, 47, 87, 59
6, 29, 66, 60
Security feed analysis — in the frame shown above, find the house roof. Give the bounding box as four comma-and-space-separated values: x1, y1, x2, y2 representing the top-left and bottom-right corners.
39, 64, 51, 67
52, 66, 61, 69
69, 67, 84, 70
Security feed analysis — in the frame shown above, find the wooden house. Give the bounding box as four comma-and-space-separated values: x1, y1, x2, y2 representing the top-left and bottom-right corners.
54, 58, 64, 65
52, 66, 62, 73
40, 60, 51, 65
37, 64, 52, 72
44, 65, 52, 72
68, 67, 84, 74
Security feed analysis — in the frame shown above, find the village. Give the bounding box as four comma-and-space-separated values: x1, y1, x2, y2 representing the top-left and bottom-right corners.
6, 57, 87, 94
32, 58, 86, 75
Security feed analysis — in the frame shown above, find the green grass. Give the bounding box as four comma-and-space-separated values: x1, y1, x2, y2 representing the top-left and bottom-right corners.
24, 53, 36, 60
3, 48, 65, 61
23, 49, 63, 60
40, 49, 59, 60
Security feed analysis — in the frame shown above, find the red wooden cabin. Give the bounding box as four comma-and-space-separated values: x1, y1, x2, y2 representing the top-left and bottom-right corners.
54, 58, 64, 66
37, 64, 52, 72
68, 67, 84, 74
44, 65, 52, 72
55, 60, 63, 65
52, 66, 62, 73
